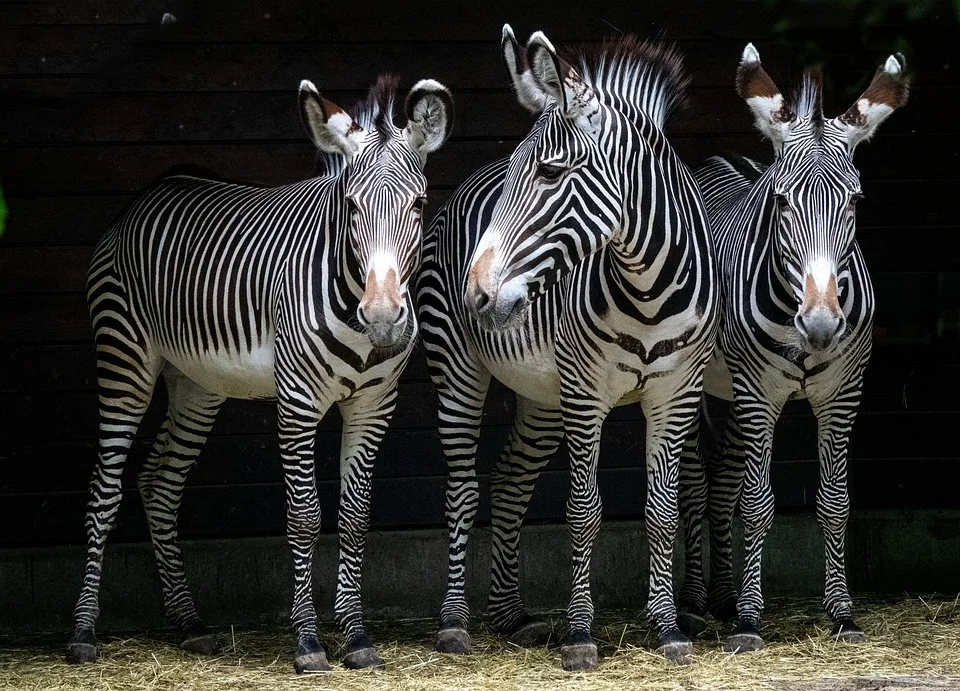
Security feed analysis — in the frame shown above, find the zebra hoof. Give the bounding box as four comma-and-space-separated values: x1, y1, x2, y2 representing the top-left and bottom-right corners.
506, 617, 552, 648
832, 619, 867, 643
724, 621, 764, 653
66, 628, 97, 664
294, 651, 332, 673
181, 632, 220, 655
294, 636, 331, 673
561, 632, 598, 672
435, 626, 471, 655
657, 629, 694, 665
342, 634, 383, 669
677, 611, 708, 639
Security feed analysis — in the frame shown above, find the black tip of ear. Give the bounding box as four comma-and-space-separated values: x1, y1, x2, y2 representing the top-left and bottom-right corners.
501, 24, 526, 76
405, 80, 455, 137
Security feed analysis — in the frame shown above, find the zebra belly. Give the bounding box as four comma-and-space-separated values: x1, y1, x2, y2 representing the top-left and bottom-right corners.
163, 343, 278, 400
482, 349, 561, 407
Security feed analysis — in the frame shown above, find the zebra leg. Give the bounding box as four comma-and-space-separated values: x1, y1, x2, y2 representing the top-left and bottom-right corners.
67, 342, 161, 664
640, 396, 701, 666
724, 389, 786, 654
677, 417, 709, 639
706, 414, 746, 622
333, 392, 397, 669
138, 368, 224, 655
559, 396, 611, 672
431, 361, 491, 655
277, 394, 330, 674
809, 388, 866, 643
487, 396, 562, 646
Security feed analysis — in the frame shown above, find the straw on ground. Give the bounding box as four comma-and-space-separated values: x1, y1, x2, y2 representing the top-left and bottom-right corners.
1, 595, 958, 690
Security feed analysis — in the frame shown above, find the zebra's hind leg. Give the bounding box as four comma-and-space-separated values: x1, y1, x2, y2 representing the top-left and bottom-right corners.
138, 368, 225, 655
487, 396, 562, 647
810, 388, 866, 644
333, 392, 399, 669
68, 340, 162, 664
429, 358, 491, 655
677, 417, 708, 639
706, 414, 746, 624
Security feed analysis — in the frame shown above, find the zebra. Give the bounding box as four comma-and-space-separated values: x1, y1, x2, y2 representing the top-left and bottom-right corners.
65, 74, 453, 673
417, 26, 719, 670
675, 44, 909, 652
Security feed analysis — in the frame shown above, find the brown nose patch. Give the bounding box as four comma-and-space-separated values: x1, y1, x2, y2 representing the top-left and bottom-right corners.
360, 268, 401, 312
468, 246, 495, 289
800, 273, 841, 317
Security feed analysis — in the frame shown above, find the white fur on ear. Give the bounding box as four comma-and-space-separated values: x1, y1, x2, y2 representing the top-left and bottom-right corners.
502, 24, 549, 114
526, 30, 600, 136
298, 80, 366, 158
735, 42, 795, 150
836, 52, 909, 149
403, 79, 454, 165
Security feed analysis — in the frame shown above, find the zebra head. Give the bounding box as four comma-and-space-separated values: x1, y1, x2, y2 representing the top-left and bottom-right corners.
465, 27, 687, 331
464, 28, 613, 331
299, 76, 454, 348
738, 44, 908, 353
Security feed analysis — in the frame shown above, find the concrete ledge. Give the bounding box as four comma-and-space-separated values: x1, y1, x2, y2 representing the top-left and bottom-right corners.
2, 509, 958, 634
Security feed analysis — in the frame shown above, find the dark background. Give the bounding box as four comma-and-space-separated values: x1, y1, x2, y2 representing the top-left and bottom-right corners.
0, 0, 957, 549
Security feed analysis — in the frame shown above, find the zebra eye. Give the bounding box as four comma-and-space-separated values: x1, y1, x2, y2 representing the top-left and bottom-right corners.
345, 197, 360, 215
850, 192, 864, 206
412, 197, 427, 215
537, 163, 564, 181
773, 193, 790, 212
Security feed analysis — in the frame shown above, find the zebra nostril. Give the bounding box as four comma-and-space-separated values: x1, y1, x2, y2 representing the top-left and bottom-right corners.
356, 307, 370, 327
471, 287, 493, 314
393, 303, 408, 324
794, 314, 807, 338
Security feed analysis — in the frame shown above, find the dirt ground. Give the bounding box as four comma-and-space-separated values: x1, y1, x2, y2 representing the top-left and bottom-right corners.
1, 595, 958, 690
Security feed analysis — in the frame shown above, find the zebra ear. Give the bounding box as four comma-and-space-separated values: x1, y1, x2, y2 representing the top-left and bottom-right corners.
299, 80, 366, 158
736, 43, 795, 149
403, 79, 454, 166
526, 31, 599, 130
836, 53, 909, 150
502, 24, 548, 114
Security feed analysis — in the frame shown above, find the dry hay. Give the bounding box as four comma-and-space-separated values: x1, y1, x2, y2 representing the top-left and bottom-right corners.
1, 595, 959, 691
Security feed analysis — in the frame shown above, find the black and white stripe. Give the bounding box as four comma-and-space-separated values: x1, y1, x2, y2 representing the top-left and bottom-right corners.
68, 75, 453, 673
677, 44, 909, 652
417, 26, 719, 670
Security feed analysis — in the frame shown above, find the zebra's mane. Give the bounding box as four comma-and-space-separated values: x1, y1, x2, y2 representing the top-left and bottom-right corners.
792, 68, 824, 129
572, 36, 689, 130
349, 73, 401, 143
313, 73, 401, 177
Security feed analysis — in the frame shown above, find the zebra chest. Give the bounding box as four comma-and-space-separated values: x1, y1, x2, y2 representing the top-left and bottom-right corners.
164, 340, 278, 400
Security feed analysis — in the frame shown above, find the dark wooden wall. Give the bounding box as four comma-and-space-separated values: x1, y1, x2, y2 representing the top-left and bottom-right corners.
1, 0, 958, 547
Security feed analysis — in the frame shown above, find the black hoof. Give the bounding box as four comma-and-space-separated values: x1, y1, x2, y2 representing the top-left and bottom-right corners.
436, 626, 471, 655
561, 631, 598, 672
657, 628, 694, 665
66, 628, 97, 664
677, 610, 708, 639
506, 617, 552, 648
709, 593, 739, 622
724, 621, 764, 653
832, 618, 867, 643
180, 624, 220, 655
294, 636, 331, 673
342, 634, 383, 669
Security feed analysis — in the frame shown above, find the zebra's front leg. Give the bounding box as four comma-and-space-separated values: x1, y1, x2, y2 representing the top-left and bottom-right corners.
559, 397, 610, 672
138, 370, 224, 655
677, 416, 709, 639
724, 387, 787, 654
641, 396, 702, 665
277, 395, 330, 674
809, 386, 866, 643
487, 396, 562, 647
431, 364, 490, 655
332, 393, 397, 669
